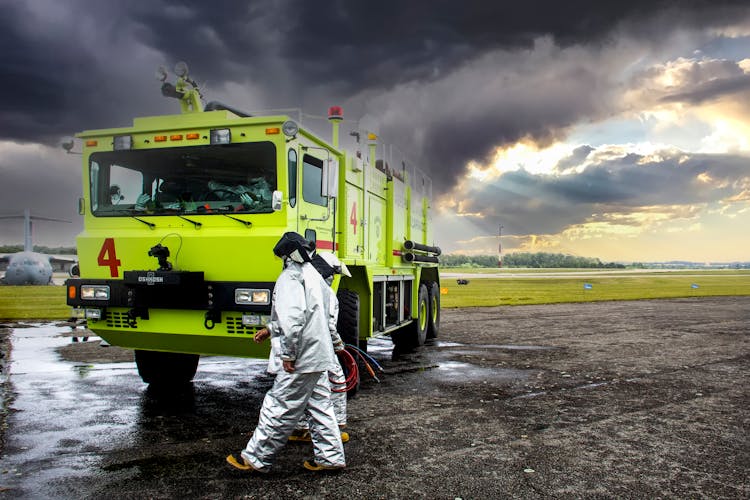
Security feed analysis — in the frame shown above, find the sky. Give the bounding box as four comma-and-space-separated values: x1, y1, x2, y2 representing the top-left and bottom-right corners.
1, 0, 749, 263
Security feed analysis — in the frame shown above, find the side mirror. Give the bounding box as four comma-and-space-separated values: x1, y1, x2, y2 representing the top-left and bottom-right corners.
322, 158, 339, 198
272, 190, 283, 211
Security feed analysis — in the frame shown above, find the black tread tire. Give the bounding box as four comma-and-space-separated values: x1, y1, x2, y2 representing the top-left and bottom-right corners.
336, 289, 361, 397
393, 283, 429, 349
337, 289, 360, 348
135, 350, 199, 386
427, 281, 440, 339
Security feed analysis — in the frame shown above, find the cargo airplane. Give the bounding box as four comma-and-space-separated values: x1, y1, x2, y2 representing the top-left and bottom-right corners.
0, 209, 76, 285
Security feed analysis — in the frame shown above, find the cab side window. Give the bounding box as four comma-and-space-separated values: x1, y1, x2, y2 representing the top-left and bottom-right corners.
288, 149, 297, 208
302, 154, 326, 206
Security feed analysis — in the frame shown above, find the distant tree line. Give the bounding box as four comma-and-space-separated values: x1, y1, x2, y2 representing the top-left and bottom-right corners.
0, 245, 77, 255
441, 252, 625, 269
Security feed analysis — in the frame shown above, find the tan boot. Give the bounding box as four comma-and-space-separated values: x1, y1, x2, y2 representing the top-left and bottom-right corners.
303, 459, 345, 471
226, 454, 267, 473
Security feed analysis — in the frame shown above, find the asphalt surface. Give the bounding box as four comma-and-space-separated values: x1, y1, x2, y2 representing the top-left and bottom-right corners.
0, 296, 748, 498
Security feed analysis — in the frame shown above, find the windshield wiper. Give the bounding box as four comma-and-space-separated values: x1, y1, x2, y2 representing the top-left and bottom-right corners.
178, 215, 202, 228
222, 214, 253, 227
131, 216, 156, 229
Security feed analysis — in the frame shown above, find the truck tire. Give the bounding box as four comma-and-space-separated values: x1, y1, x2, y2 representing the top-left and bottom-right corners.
135, 350, 199, 386
393, 283, 429, 349
337, 289, 361, 349
427, 281, 440, 339
336, 289, 361, 396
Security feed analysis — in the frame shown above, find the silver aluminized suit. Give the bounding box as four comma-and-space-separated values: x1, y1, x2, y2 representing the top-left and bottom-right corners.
322, 287, 347, 426
282, 280, 347, 430
241, 260, 345, 471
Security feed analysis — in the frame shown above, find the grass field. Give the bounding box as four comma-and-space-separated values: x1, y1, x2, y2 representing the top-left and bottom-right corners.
440, 270, 750, 307
1, 270, 749, 320
0, 286, 71, 321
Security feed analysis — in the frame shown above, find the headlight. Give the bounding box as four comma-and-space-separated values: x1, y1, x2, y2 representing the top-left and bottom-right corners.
80, 285, 110, 300
235, 288, 270, 305
210, 128, 231, 145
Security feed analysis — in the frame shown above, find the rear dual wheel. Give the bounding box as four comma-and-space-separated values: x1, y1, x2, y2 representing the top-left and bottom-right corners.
426, 281, 440, 339
393, 283, 430, 349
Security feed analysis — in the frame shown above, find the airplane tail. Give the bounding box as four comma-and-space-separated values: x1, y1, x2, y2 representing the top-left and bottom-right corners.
0, 209, 71, 251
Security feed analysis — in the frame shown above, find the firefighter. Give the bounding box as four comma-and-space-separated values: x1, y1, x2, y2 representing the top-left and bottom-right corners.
288, 251, 352, 442
226, 232, 345, 473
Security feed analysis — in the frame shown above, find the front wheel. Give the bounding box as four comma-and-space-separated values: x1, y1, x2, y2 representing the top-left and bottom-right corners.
135, 350, 199, 386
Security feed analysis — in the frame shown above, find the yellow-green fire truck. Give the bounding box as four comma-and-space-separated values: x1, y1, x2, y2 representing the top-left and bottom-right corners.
65, 64, 440, 385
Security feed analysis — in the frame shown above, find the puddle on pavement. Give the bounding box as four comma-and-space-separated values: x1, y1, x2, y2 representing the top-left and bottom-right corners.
435, 341, 557, 351
362, 336, 395, 357
2, 322, 140, 488
0, 322, 269, 497
427, 359, 531, 385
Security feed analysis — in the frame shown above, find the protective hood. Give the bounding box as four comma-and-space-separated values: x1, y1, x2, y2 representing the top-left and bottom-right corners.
318, 252, 351, 277
273, 232, 315, 263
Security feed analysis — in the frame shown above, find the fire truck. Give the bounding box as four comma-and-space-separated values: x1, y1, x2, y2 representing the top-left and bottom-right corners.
65, 63, 441, 385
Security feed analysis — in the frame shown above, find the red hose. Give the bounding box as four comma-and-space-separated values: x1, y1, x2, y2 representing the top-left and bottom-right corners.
331, 348, 358, 392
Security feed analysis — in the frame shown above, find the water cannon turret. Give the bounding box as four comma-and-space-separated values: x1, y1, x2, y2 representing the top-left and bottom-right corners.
148, 244, 173, 271
157, 62, 203, 114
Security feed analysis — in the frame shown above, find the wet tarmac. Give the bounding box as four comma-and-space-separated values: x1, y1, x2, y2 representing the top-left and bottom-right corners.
0, 296, 748, 498
0, 323, 276, 498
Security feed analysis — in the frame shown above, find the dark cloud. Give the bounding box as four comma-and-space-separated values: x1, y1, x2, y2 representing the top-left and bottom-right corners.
280, 0, 749, 92
0, 145, 82, 246
0, 0, 750, 254
5, 0, 747, 141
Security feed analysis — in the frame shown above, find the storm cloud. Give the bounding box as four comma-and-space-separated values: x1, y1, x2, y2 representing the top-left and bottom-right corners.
1, 0, 750, 251
3, 1, 750, 185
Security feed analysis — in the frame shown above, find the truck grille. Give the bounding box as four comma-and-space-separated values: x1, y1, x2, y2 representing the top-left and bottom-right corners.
102, 312, 262, 334
225, 316, 260, 335
106, 311, 137, 328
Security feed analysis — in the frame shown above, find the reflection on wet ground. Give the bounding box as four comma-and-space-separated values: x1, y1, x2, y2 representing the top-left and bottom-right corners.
430, 360, 530, 383
0, 325, 544, 497
434, 340, 557, 351
0, 323, 271, 498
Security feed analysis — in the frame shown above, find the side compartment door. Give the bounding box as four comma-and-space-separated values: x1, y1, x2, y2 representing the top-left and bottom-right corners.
368, 195, 386, 264
344, 182, 364, 259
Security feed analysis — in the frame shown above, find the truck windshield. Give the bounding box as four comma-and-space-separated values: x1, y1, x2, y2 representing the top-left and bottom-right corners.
89, 142, 277, 216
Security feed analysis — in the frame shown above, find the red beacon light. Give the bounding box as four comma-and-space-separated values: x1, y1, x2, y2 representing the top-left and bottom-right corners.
328, 105, 344, 121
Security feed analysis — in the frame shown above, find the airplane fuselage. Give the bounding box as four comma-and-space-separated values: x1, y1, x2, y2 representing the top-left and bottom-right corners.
2, 251, 53, 285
